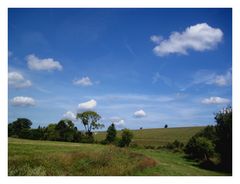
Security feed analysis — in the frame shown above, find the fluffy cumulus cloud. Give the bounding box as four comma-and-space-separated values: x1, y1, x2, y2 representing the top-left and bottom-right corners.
11, 96, 36, 106
26, 54, 63, 71
109, 117, 125, 128
151, 23, 223, 56
73, 77, 93, 86
78, 99, 97, 111
201, 97, 230, 105
62, 111, 76, 121
134, 109, 146, 118
8, 72, 32, 88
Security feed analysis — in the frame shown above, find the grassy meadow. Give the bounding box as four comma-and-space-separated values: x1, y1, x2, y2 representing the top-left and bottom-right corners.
8, 126, 229, 176
95, 126, 205, 147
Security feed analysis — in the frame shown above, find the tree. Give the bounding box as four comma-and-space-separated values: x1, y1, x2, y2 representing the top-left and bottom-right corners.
8, 118, 32, 138
184, 136, 215, 161
44, 124, 59, 141
164, 124, 168, 128
118, 128, 133, 147
215, 106, 232, 172
76, 111, 104, 136
105, 123, 117, 143
55, 119, 76, 142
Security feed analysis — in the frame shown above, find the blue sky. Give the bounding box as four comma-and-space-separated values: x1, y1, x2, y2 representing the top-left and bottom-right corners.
8, 8, 232, 130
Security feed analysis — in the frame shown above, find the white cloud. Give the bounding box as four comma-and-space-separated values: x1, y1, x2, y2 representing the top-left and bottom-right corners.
201, 97, 230, 105
109, 117, 125, 128
62, 111, 76, 121
150, 35, 163, 44
207, 69, 232, 86
11, 96, 36, 106
26, 54, 62, 71
8, 72, 32, 88
151, 23, 223, 56
134, 109, 146, 118
73, 77, 93, 86
78, 99, 97, 111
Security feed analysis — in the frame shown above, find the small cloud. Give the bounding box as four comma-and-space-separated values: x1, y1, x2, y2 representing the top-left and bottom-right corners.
150, 35, 163, 44
62, 111, 76, 122
207, 69, 232, 86
11, 96, 36, 106
26, 54, 63, 71
134, 109, 146, 118
201, 97, 230, 105
8, 72, 32, 88
73, 77, 93, 86
78, 99, 97, 111
151, 23, 223, 56
109, 117, 125, 128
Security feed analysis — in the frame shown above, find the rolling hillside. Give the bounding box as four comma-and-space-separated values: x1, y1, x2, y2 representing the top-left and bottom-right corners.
95, 126, 205, 146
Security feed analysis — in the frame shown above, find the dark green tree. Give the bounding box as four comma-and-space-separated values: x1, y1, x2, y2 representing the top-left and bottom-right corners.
215, 106, 232, 172
55, 119, 76, 142
118, 128, 133, 147
184, 136, 215, 161
105, 123, 117, 143
8, 118, 32, 138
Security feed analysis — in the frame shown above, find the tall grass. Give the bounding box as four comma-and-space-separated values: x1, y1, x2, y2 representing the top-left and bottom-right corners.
8, 138, 156, 176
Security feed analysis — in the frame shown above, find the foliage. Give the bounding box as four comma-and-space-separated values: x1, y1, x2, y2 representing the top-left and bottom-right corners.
164, 124, 168, 128
184, 106, 232, 173
8, 118, 32, 138
105, 123, 117, 143
185, 136, 215, 161
55, 119, 76, 142
165, 140, 184, 152
215, 106, 232, 172
76, 111, 104, 137
118, 129, 133, 147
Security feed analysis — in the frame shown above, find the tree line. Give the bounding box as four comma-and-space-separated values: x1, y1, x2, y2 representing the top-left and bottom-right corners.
8, 111, 133, 147
184, 106, 232, 173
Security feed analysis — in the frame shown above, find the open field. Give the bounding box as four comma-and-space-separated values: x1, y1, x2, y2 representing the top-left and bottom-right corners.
9, 137, 229, 176
95, 126, 205, 147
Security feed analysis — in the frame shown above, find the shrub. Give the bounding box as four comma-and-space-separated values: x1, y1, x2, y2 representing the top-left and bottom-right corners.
105, 123, 117, 143
184, 136, 215, 161
165, 140, 184, 152
144, 145, 155, 149
118, 129, 133, 147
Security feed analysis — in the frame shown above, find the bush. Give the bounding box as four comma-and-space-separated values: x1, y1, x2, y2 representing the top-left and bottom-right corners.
144, 145, 155, 149
118, 129, 133, 147
165, 140, 184, 152
184, 136, 215, 161
105, 123, 117, 143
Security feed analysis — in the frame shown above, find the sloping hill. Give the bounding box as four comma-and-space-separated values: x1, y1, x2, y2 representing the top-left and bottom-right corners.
95, 126, 205, 146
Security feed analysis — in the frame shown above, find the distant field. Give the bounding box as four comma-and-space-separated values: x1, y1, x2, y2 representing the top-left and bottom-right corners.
95, 126, 205, 146
8, 137, 228, 176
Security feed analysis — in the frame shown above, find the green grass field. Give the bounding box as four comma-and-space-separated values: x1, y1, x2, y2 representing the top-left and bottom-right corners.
95, 126, 205, 147
9, 136, 229, 176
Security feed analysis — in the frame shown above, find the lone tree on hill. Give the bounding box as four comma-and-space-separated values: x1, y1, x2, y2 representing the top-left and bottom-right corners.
164, 124, 168, 128
76, 111, 104, 136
